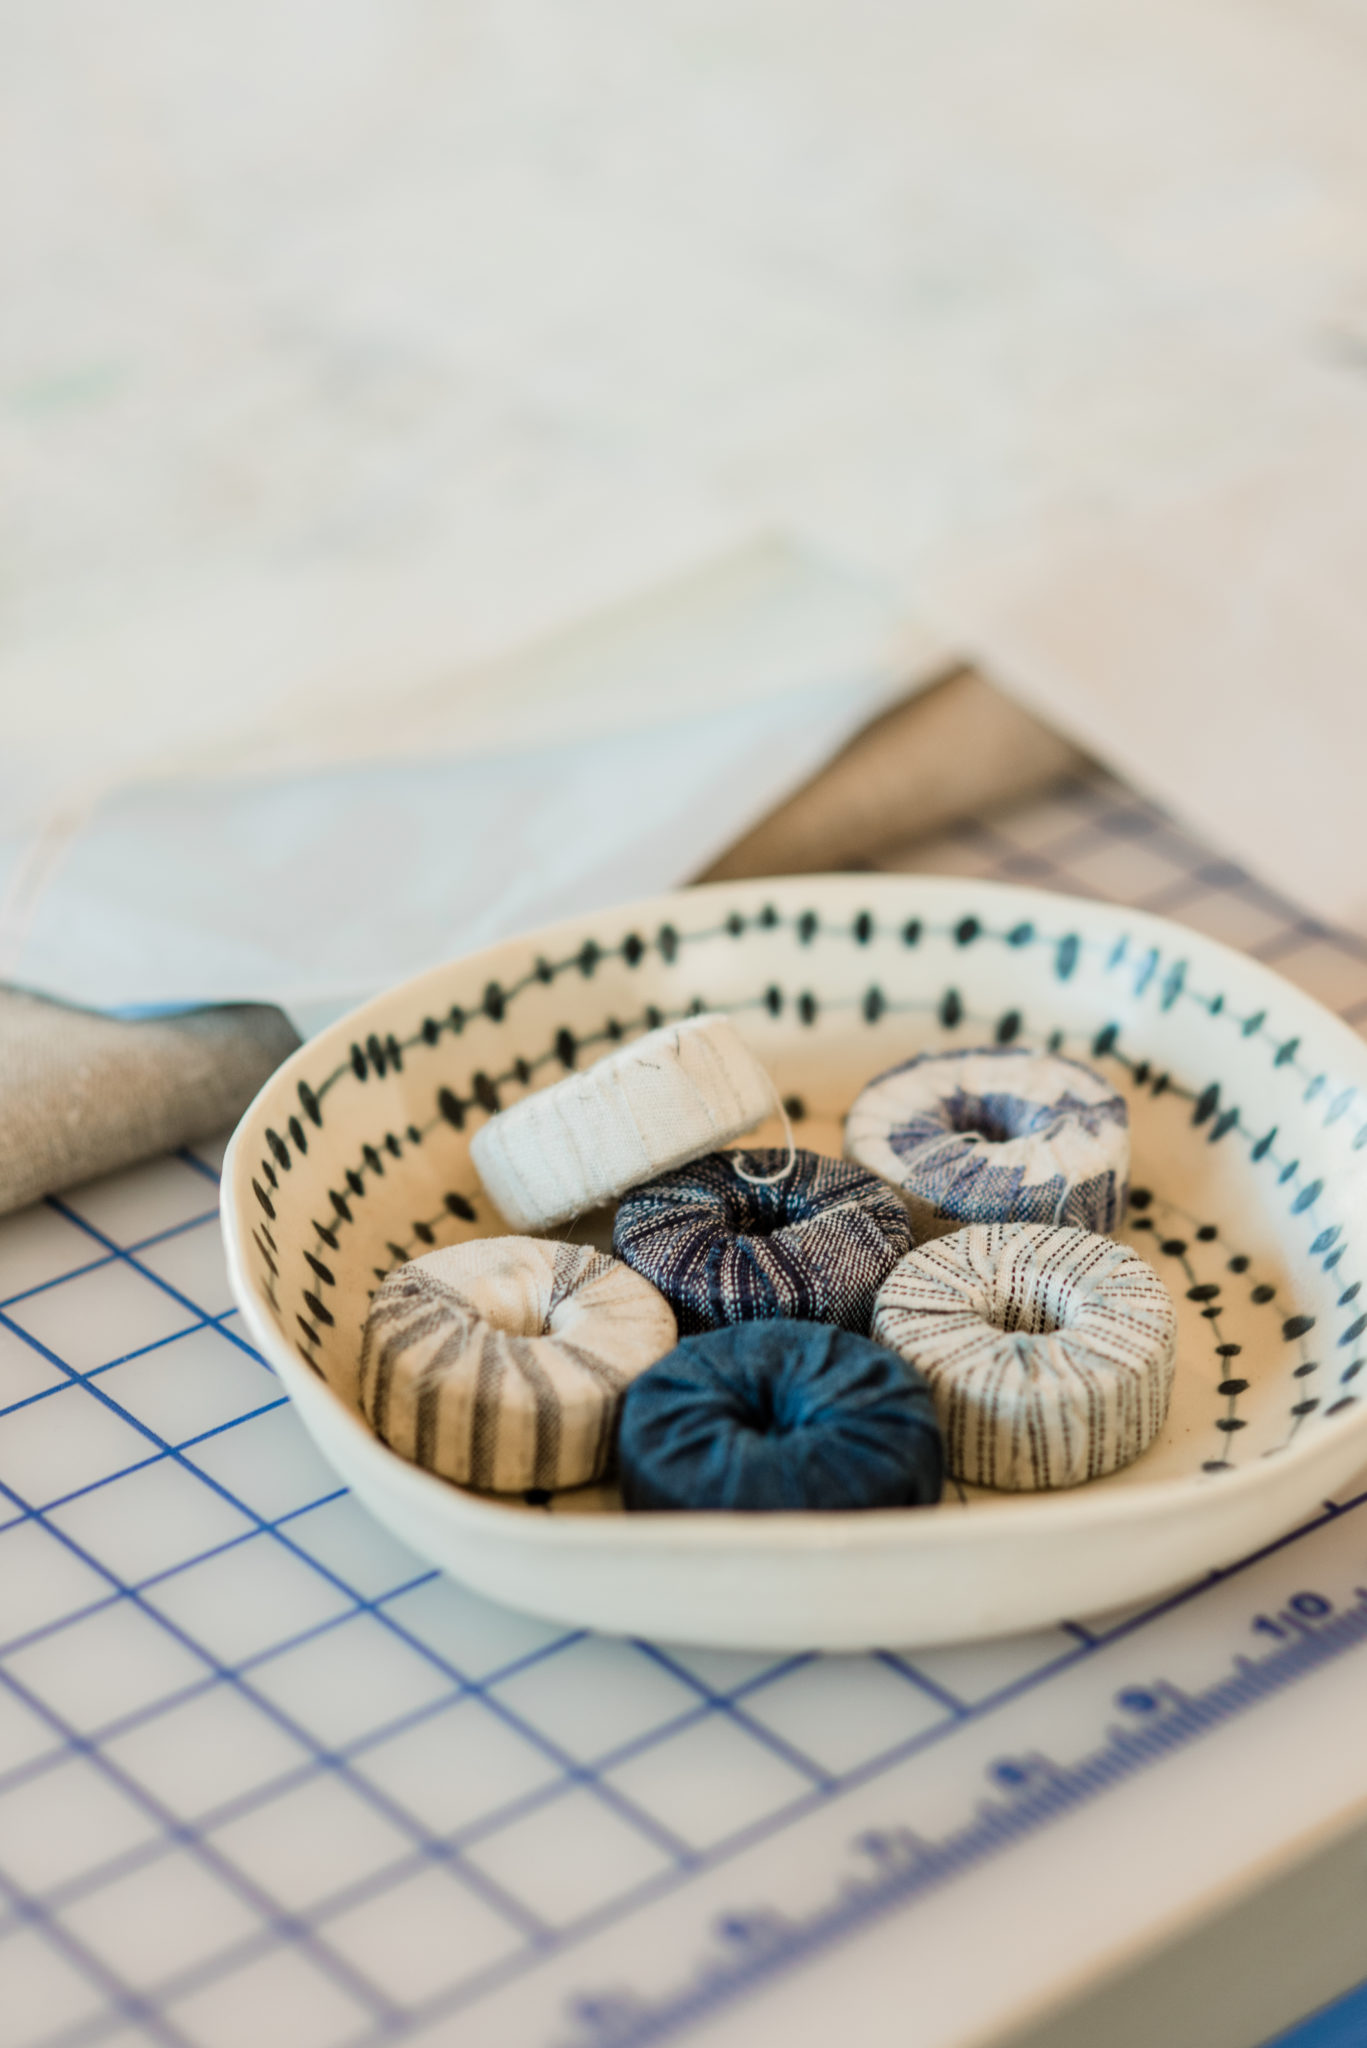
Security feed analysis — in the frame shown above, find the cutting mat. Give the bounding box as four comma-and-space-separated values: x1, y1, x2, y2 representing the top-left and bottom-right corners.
5, 770, 1367, 2048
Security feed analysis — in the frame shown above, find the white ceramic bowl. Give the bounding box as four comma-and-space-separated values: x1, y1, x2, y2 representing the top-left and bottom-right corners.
222, 876, 1367, 1650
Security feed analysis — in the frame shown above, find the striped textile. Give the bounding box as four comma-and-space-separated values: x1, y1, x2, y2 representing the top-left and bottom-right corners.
358, 1237, 676, 1492
613, 1147, 913, 1337
872, 1223, 1176, 1490
846, 1046, 1129, 1241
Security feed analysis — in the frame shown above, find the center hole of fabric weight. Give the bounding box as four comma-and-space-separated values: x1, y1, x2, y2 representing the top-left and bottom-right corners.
943, 1087, 1033, 1146
988, 1296, 1065, 1338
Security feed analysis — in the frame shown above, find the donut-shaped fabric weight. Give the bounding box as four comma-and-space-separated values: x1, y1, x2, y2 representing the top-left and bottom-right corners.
871, 1223, 1176, 1491
618, 1321, 943, 1511
846, 1045, 1129, 1241
613, 1147, 912, 1336
359, 1238, 677, 1492
470, 1012, 774, 1233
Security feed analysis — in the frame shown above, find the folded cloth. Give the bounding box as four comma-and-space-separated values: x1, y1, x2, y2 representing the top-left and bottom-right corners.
0, 667, 1080, 1218
0, 985, 299, 1216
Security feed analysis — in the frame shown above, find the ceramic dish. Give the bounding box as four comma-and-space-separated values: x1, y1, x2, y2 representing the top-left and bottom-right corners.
222, 876, 1367, 1650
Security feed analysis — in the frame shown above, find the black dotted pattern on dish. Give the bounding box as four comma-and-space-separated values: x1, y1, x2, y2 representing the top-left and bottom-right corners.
242, 898, 1363, 1455
1123, 1185, 1344, 1469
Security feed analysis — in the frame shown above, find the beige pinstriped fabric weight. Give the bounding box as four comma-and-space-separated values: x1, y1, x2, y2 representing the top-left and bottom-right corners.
872, 1224, 1177, 1491
356, 1237, 677, 1492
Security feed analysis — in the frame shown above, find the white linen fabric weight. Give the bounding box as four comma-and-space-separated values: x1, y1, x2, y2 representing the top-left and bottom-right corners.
357, 1238, 677, 1492
470, 1011, 775, 1232
871, 1224, 1177, 1490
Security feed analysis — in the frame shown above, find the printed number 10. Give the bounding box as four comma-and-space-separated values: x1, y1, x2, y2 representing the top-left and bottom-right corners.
1252, 1591, 1333, 1641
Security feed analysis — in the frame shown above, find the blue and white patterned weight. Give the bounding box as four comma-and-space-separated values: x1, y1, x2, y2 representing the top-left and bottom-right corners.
846, 1046, 1129, 1241
872, 1223, 1176, 1490
613, 1148, 912, 1337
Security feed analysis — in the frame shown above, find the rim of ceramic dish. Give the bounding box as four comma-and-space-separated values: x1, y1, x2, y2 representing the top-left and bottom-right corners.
222, 873, 1367, 1550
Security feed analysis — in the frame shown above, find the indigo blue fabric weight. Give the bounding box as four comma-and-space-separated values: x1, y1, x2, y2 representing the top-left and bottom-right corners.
612, 1147, 913, 1336
618, 1321, 944, 1512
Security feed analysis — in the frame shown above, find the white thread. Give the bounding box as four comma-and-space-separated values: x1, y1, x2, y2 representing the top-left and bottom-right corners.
730, 1081, 797, 1186
470, 1012, 775, 1232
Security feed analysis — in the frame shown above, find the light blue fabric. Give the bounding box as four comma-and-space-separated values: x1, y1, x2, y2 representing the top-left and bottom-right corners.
8, 663, 896, 1019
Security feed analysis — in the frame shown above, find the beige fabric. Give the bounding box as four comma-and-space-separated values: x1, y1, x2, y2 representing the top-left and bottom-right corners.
700, 667, 1088, 880
0, 985, 298, 1215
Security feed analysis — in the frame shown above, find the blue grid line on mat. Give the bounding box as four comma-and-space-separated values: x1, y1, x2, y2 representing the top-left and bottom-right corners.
0, 1282, 706, 1866
0, 1204, 221, 1313
4, 770, 1367, 2048
32, 1468, 1358, 2048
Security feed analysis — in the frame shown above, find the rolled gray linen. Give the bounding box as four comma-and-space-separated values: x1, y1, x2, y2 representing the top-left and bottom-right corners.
0, 985, 299, 1216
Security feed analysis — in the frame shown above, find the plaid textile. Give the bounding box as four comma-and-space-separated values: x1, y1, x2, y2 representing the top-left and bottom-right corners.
613, 1148, 913, 1337
872, 1223, 1176, 1490
846, 1046, 1129, 1243
359, 1237, 677, 1492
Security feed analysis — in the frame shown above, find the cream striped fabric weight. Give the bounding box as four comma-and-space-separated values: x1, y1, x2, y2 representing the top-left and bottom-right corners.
358, 1238, 677, 1492
470, 1012, 775, 1232
872, 1224, 1177, 1490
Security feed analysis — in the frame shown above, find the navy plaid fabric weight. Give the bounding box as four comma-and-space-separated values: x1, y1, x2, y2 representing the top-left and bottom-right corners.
612, 1148, 912, 1336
